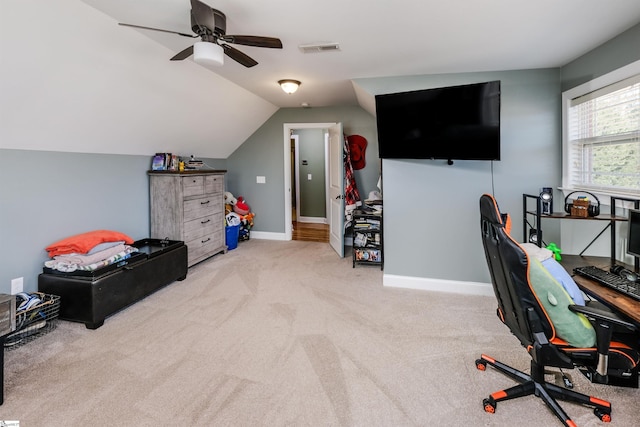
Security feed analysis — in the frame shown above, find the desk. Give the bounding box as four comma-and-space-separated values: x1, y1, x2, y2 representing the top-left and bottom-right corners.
562, 255, 640, 326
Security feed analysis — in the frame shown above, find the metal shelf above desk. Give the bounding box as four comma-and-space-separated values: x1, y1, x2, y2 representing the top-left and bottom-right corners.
523, 194, 639, 270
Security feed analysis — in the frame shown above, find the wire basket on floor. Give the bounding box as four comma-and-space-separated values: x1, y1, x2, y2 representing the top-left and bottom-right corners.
4, 292, 61, 349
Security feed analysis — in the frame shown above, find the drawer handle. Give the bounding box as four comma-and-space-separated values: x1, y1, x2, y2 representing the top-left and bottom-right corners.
201, 219, 211, 224
201, 200, 210, 205
202, 237, 211, 243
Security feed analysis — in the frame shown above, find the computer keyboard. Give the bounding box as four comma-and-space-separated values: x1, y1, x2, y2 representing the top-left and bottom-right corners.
573, 265, 640, 302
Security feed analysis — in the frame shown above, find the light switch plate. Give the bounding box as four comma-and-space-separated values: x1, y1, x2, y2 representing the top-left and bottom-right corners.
256, 176, 266, 184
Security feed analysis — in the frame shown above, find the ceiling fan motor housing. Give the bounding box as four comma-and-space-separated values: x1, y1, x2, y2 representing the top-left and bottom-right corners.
191, 8, 226, 39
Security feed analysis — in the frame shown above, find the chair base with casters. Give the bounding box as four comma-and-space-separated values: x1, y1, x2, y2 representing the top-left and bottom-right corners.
476, 354, 611, 426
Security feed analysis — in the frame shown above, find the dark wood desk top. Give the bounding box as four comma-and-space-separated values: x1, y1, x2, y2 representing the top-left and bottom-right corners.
528, 211, 629, 221
561, 255, 640, 325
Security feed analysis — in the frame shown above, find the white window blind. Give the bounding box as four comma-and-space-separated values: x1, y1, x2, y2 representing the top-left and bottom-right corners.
567, 74, 640, 196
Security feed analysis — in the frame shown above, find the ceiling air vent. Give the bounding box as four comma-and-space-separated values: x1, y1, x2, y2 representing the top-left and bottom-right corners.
298, 42, 340, 53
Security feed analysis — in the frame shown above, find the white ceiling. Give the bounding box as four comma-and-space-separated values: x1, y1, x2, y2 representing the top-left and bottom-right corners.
2, 1, 639, 159
83, 0, 640, 108
1, 0, 278, 158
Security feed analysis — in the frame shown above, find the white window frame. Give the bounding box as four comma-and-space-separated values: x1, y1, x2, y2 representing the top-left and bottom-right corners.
562, 59, 640, 203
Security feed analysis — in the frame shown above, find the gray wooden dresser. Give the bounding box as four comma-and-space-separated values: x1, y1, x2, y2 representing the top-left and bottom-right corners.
148, 170, 227, 267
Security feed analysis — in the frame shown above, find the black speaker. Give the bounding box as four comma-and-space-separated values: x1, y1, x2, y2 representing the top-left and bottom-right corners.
564, 191, 600, 217
540, 187, 553, 215
529, 228, 542, 245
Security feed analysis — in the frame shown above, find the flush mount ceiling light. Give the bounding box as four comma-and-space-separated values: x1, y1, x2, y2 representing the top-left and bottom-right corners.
278, 79, 301, 94
194, 42, 224, 67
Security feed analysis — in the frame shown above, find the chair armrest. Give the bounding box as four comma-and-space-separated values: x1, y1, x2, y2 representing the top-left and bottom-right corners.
569, 303, 636, 331
569, 302, 636, 380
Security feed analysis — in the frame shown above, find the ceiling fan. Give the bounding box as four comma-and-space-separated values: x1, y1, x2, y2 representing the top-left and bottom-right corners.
119, 0, 282, 67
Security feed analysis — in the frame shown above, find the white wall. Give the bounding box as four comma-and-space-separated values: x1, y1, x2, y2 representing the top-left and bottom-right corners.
0, 0, 277, 158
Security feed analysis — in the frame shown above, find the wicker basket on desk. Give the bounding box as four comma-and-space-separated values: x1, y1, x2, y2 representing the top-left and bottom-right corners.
570, 199, 590, 217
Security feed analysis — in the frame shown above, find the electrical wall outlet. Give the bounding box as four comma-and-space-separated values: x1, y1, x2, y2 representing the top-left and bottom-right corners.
11, 277, 23, 294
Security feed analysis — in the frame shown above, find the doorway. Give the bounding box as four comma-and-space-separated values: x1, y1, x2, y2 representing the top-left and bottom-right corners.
290, 130, 329, 242
283, 123, 344, 255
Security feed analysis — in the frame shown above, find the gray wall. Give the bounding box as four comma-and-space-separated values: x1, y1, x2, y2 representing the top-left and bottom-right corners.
561, 23, 640, 92
226, 106, 379, 233
0, 150, 150, 293
295, 129, 326, 219
2, 24, 636, 294
0, 150, 226, 294
355, 69, 563, 283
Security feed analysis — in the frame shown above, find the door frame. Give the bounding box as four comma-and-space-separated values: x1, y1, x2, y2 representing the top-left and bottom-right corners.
283, 123, 337, 241
292, 134, 299, 221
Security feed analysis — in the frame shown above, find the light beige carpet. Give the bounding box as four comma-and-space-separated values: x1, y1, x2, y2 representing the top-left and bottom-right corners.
3, 240, 639, 426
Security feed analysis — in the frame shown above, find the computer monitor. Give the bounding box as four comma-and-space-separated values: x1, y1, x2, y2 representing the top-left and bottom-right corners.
627, 208, 640, 260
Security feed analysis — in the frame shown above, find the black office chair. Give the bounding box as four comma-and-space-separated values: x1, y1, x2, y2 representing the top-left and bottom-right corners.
476, 194, 639, 426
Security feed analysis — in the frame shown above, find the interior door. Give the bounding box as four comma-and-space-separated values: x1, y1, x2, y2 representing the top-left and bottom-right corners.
328, 123, 344, 257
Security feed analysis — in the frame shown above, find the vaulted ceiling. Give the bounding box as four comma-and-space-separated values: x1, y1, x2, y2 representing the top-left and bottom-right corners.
82, 0, 640, 108
2, 0, 639, 158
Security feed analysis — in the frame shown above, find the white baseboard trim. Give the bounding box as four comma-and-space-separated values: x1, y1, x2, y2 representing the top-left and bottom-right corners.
383, 273, 494, 297
297, 216, 327, 224
250, 231, 287, 240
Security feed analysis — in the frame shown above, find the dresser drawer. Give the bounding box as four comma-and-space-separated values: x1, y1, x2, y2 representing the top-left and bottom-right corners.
183, 213, 222, 242
182, 176, 204, 198
183, 196, 223, 221
186, 231, 224, 264
204, 174, 224, 194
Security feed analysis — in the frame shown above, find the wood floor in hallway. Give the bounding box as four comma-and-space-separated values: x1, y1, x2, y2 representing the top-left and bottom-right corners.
292, 221, 329, 243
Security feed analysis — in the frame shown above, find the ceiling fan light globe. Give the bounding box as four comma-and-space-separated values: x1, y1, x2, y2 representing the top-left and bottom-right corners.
279, 79, 301, 94
194, 42, 224, 66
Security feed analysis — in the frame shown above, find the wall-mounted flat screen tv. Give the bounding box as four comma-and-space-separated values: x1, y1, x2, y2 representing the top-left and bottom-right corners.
375, 81, 501, 161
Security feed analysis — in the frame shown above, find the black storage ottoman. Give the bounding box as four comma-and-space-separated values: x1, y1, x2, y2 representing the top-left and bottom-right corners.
38, 239, 187, 329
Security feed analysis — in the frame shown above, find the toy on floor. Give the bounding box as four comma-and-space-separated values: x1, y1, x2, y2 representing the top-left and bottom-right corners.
234, 196, 250, 215
223, 192, 254, 241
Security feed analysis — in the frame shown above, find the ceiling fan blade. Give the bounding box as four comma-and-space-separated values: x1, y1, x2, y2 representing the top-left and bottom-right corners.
221, 35, 283, 49
171, 45, 195, 61
118, 23, 197, 38
221, 44, 258, 68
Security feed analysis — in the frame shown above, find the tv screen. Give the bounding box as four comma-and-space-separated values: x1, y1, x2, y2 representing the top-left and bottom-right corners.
375, 81, 501, 161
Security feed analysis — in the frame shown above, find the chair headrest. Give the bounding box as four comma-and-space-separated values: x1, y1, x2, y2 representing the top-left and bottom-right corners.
480, 194, 505, 227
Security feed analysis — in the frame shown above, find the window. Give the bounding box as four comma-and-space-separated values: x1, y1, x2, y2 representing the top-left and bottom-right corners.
563, 65, 640, 197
